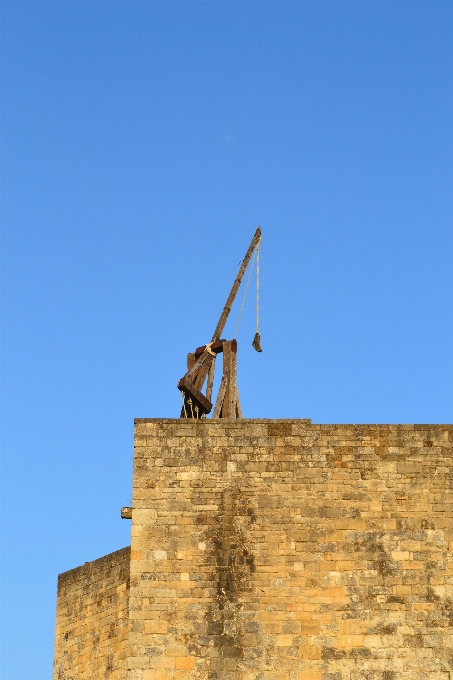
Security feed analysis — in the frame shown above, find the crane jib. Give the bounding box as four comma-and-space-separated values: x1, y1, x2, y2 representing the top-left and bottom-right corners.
178, 227, 261, 419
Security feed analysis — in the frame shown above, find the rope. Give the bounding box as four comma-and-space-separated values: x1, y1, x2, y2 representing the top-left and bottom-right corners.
181, 392, 203, 419
233, 245, 257, 339
204, 342, 216, 356
256, 240, 260, 333
181, 392, 188, 418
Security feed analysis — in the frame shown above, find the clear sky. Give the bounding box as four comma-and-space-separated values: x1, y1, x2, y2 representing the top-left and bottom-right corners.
1, 1, 452, 677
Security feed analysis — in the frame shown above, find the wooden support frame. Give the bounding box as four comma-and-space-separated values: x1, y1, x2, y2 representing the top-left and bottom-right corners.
178, 339, 242, 420
178, 347, 215, 418
211, 340, 241, 420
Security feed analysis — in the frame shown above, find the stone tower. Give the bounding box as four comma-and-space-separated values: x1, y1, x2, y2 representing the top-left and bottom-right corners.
53, 418, 453, 680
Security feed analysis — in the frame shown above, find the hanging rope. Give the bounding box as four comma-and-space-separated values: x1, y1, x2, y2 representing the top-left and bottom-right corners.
256, 240, 260, 334
233, 245, 257, 339
252, 239, 262, 352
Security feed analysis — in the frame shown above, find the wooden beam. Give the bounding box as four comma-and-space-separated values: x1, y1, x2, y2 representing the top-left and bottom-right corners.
236, 387, 242, 419
184, 348, 211, 382
194, 340, 225, 358
177, 375, 213, 415
212, 376, 226, 418
222, 341, 232, 418
206, 356, 216, 402
229, 345, 238, 417
211, 227, 261, 341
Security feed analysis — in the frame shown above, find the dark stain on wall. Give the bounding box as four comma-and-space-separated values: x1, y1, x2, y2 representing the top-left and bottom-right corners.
190, 488, 256, 679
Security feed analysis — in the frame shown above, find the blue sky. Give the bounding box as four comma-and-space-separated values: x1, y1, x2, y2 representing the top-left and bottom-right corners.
1, 1, 452, 677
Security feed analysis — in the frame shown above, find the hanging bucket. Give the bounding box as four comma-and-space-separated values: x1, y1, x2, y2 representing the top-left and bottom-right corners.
252, 332, 262, 352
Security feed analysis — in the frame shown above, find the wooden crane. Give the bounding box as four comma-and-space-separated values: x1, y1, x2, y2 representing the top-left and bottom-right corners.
177, 227, 262, 419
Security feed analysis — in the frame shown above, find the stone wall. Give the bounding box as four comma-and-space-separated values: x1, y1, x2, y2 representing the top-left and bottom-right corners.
129, 419, 453, 680
53, 546, 130, 680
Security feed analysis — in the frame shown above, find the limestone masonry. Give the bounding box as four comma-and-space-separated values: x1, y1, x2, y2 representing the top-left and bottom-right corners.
54, 546, 130, 679
54, 419, 453, 680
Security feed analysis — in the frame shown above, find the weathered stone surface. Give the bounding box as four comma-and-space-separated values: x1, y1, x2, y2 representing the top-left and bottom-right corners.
54, 419, 453, 680
129, 420, 453, 680
53, 547, 130, 680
